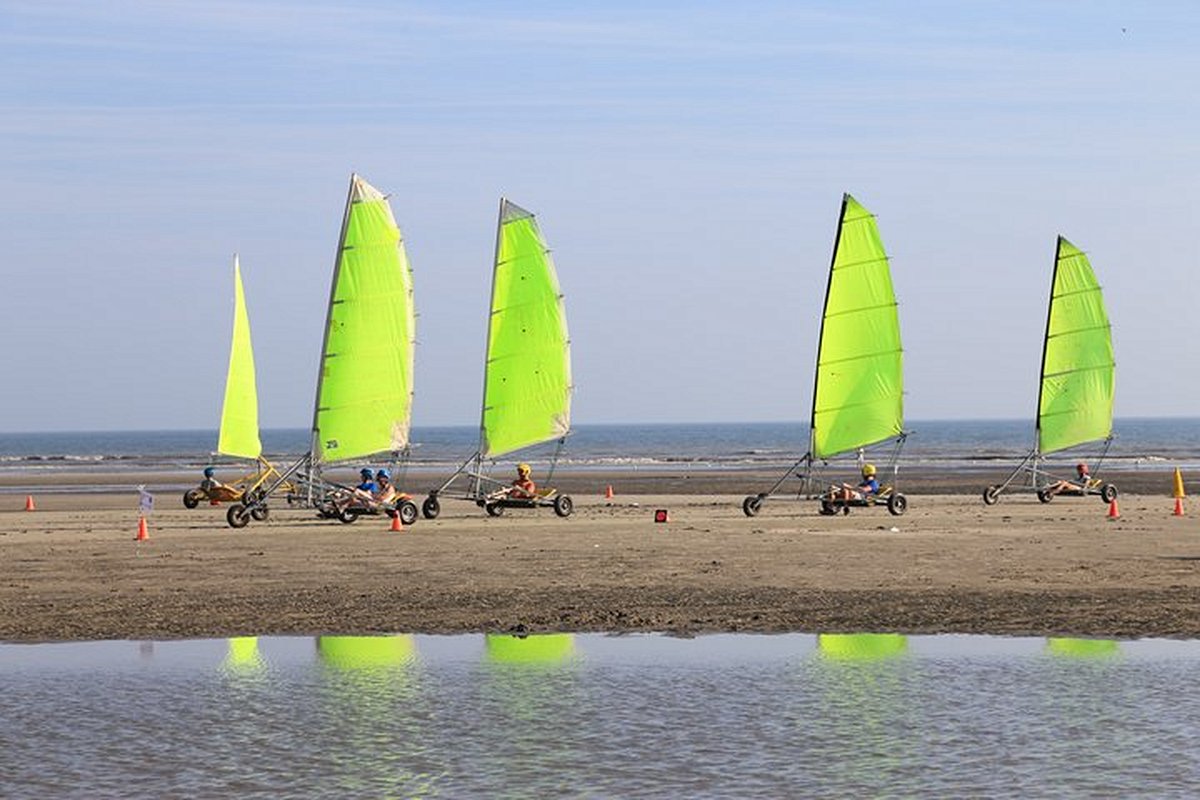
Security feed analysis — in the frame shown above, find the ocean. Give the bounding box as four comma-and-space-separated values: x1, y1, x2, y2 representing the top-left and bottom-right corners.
1, 419, 1197, 477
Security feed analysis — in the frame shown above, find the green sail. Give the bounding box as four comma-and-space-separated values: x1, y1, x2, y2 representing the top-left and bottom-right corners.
217, 256, 262, 459
313, 175, 416, 463
811, 195, 904, 460
480, 199, 572, 459
1037, 237, 1114, 454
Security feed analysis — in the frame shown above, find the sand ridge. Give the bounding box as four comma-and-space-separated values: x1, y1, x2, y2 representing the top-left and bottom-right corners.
2, 491, 1199, 642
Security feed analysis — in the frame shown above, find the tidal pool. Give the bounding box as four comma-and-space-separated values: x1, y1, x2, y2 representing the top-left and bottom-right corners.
2, 633, 1198, 798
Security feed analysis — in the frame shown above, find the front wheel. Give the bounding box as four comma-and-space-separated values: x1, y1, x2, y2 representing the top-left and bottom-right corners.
1101, 484, 1118, 503
422, 495, 441, 520
226, 504, 251, 529
1037, 489, 1053, 504
887, 493, 908, 516
983, 486, 1000, 506
250, 505, 269, 521
183, 490, 201, 509
742, 495, 763, 517
337, 508, 359, 524
554, 494, 574, 517
397, 500, 419, 526
485, 502, 505, 517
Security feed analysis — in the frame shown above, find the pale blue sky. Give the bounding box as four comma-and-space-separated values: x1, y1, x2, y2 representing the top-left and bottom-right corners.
2, 1, 1198, 432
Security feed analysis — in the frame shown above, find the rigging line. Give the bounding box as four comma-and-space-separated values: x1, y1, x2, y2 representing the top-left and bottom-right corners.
833, 255, 890, 271
817, 347, 904, 368
1051, 285, 1104, 300
822, 301, 898, 321
1045, 323, 1111, 338
1041, 363, 1115, 379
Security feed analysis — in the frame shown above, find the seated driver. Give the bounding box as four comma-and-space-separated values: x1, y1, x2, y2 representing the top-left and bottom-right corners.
827, 463, 880, 504
508, 463, 537, 499
373, 468, 397, 505
1046, 462, 1091, 497
200, 466, 224, 493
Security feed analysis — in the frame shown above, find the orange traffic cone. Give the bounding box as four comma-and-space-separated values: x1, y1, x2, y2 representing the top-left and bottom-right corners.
24, 495, 35, 512
1106, 499, 1120, 520
1174, 497, 1185, 517
605, 485, 614, 500
390, 513, 403, 532
135, 516, 149, 541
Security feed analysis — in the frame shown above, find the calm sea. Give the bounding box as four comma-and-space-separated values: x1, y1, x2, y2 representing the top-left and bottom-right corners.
1, 419, 1198, 475
2, 633, 1198, 798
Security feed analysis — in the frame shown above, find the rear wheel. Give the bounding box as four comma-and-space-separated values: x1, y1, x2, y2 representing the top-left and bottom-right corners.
742, 495, 763, 517
983, 486, 1001, 505
887, 493, 908, 516
397, 500, 419, 526
422, 495, 441, 520
1037, 489, 1053, 503
250, 505, 270, 521
485, 502, 505, 517
337, 508, 359, 524
1101, 484, 1118, 503
819, 500, 837, 516
554, 495, 573, 517
183, 490, 201, 509
226, 504, 251, 529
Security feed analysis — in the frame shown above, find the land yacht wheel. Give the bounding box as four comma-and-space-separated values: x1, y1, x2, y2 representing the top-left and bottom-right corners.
982, 486, 1001, 505
1101, 484, 1118, 503
887, 493, 908, 516
251, 505, 270, 521
397, 500, 419, 526
485, 502, 505, 517
554, 495, 573, 517
1037, 489, 1053, 504
742, 495, 763, 517
422, 495, 441, 520
226, 504, 251, 529
337, 508, 359, 524
183, 490, 201, 509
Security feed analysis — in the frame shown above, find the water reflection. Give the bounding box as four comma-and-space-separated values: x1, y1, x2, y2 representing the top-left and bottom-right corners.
223, 636, 265, 673
484, 633, 576, 665
312, 635, 439, 796
817, 632, 908, 661
1046, 637, 1121, 658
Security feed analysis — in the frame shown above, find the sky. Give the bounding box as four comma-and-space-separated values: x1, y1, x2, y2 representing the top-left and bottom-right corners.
2, 0, 1198, 432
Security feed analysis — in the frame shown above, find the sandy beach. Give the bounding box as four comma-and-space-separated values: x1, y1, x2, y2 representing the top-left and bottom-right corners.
3, 470, 1198, 642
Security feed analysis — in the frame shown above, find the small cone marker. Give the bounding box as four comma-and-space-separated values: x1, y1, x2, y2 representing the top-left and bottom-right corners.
654, 509, 670, 523
1106, 499, 1120, 520
135, 516, 149, 541
390, 513, 403, 532
1174, 467, 1186, 500
1175, 497, 1185, 517
605, 485, 614, 500
24, 495, 35, 512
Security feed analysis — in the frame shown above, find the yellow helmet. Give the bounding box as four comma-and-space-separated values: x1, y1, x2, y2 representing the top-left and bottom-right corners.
516, 463, 531, 476
862, 464, 876, 477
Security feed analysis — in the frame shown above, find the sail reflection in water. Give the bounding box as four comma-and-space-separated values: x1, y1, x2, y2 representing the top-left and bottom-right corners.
4, 634, 1200, 797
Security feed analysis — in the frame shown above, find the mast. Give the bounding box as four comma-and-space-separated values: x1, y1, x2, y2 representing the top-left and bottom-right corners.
477, 197, 507, 459
808, 193, 849, 459
309, 173, 358, 464
1032, 235, 1063, 455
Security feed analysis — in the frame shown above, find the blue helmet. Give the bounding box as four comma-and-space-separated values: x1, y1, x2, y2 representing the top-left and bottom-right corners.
360, 468, 374, 479
376, 468, 391, 480
203, 467, 215, 478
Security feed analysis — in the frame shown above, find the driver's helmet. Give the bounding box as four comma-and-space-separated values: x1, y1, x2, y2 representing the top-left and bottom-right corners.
861, 464, 877, 477
517, 463, 532, 477
375, 468, 391, 480
203, 467, 215, 478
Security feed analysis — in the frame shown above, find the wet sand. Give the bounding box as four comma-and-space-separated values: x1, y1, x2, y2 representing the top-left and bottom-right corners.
3, 477, 1199, 642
